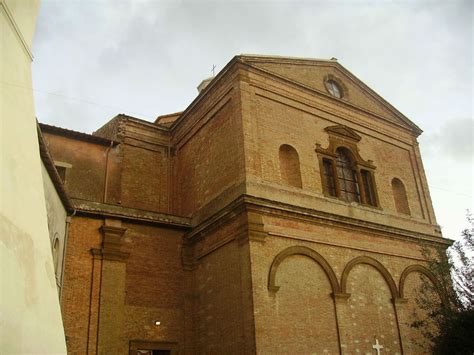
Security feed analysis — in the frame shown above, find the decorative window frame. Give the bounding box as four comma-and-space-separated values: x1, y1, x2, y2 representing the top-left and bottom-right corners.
323, 74, 349, 100
315, 125, 380, 208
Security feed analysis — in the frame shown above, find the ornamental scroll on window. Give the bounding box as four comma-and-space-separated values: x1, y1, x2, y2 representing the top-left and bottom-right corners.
316, 125, 379, 207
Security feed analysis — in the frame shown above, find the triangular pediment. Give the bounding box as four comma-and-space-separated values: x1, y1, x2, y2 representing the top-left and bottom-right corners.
325, 125, 361, 142
237, 55, 421, 135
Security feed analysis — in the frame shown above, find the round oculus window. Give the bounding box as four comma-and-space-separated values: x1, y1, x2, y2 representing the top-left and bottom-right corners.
325, 80, 343, 98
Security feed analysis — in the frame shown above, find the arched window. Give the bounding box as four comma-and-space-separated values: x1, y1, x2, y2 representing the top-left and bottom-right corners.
392, 178, 410, 215
316, 125, 378, 207
279, 144, 302, 188
335, 148, 360, 203
320, 147, 377, 206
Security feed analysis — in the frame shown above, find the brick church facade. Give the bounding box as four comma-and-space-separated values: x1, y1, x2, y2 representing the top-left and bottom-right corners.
41, 55, 450, 354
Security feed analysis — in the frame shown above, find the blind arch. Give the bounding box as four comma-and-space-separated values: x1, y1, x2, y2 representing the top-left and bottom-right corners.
392, 178, 410, 215
279, 144, 302, 188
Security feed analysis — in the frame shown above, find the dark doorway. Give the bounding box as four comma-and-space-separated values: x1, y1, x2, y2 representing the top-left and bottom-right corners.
152, 351, 171, 355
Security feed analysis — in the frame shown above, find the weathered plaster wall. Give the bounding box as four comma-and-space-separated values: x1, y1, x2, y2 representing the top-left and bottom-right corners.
0, 0, 67, 352
41, 162, 68, 294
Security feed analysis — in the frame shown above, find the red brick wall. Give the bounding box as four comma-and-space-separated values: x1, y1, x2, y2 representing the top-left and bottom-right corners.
250, 212, 439, 354
121, 223, 186, 351
43, 133, 108, 202
124, 223, 184, 308
338, 264, 402, 354
60, 217, 102, 354
174, 81, 245, 219
194, 241, 244, 352
120, 144, 170, 213
256, 255, 339, 353
189, 213, 256, 353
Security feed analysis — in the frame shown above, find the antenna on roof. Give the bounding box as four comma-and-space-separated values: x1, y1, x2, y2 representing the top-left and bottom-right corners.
330, 57, 338, 61
212, 64, 216, 76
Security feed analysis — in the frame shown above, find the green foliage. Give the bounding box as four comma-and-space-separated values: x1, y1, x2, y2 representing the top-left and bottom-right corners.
412, 212, 474, 354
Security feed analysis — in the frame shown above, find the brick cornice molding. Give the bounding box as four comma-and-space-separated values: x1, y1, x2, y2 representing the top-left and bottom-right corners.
184, 194, 451, 248
244, 195, 450, 245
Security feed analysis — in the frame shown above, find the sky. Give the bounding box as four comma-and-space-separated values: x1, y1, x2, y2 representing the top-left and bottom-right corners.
31, 0, 473, 241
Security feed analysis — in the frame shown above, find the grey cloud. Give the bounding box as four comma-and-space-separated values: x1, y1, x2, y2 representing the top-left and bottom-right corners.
32, 0, 473, 131
421, 118, 474, 161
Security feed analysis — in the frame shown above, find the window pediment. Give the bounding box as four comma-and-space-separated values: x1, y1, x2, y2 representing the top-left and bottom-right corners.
325, 125, 361, 142
316, 125, 374, 170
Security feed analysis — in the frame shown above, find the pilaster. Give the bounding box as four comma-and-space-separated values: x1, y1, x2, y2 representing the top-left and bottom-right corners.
91, 219, 129, 354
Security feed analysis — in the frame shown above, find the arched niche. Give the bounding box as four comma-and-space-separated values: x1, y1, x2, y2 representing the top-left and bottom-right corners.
279, 144, 302, 188
268, 246, 340, 294
391, 178, 410, 215
340, 256, 398, 300
399, 265, 448, 306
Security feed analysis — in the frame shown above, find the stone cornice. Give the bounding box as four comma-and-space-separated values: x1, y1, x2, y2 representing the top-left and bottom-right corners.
185, 194, 453, 247
72, 199, 191, 229
72, 192, 450, 248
